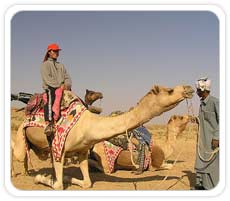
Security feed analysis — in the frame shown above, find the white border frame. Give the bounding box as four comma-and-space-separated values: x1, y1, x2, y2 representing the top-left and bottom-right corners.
5, 4, 226, 197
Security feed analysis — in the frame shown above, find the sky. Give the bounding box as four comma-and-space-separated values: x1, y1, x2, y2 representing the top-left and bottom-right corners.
10, 10, 220, 124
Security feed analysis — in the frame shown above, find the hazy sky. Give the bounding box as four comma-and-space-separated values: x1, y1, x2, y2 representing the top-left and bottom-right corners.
11, 10, 219, 124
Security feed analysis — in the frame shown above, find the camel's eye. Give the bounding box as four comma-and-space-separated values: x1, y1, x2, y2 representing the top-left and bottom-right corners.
180, 116, 183, 120
168, 89, 174, 95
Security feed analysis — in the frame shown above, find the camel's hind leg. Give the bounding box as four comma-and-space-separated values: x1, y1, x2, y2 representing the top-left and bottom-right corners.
88, 158, 104, 172
11, 125, 29, 176
64, 151, 92, 189
11, 140, 16, 177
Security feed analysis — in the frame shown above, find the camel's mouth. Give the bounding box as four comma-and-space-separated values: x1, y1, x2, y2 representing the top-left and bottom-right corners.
188, 116, 198, 124
183, 87, 194, 99
91, 97, 103, 111
94, 97, 103, 104
96, 94, 103, 100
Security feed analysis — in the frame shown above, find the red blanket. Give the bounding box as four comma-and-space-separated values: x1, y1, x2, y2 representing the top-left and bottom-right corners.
103, 141, 123, 173
23, 100, 86, 162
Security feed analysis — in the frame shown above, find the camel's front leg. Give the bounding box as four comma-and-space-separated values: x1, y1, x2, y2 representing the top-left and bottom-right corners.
65, 151, 92, 189
23, 154, 29, 175
34, 153, 65, 190
52, 153, 65, 190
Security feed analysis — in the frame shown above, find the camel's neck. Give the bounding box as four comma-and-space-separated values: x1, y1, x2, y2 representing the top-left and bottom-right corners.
88, 99, 162, 142
166, 127, 178, 143
161, 127, 178, 159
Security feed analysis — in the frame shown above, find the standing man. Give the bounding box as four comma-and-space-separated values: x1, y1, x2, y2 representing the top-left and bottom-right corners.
193, 77, 219, 190
41, 43, 72, 136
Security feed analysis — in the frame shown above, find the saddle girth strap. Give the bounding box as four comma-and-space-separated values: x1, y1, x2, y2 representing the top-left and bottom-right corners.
136, 143, 146, 173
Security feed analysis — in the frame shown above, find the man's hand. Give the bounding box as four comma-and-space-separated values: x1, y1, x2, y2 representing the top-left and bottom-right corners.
61, 84, 71, 91
191, 116, 199, 124
211, 139, 219, 150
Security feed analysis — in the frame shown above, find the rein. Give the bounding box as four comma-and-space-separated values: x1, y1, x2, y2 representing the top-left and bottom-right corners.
126, 130, 139, 169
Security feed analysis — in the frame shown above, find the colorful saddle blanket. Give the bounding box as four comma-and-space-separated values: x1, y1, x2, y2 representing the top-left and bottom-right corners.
102, 139, 152, 173
23, 94, 87, 162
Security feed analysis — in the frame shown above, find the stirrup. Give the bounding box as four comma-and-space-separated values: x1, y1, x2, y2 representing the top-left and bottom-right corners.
44, 123, 56, 136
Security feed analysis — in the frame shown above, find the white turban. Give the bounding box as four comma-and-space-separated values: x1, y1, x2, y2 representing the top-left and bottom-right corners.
195, 77, 211, 91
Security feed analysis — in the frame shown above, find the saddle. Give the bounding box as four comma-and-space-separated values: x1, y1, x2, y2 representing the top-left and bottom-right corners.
108, 126, 151, 150
107, 126, 152, 173
25, 90, 80, 118
25, 93, 44, 116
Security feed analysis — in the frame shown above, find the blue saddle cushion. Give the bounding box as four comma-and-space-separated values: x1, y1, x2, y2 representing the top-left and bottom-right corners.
132, 126, 151, 145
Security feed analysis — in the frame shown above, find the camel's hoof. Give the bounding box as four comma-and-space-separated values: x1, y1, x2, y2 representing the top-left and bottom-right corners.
82, 182, 92, 189
162, 163, 173, 170
34, 174, 42, 184
53, 181, 64, 190
11, 172, 16, 177
22, 171, 29, 176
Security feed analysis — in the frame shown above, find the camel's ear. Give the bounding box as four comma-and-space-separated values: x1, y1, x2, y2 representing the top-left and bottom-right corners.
173, 115, 178, 120
168, 118, 172, 124
151, 85, 160, 95
168, 115, 177, 123
86, 89, 89, 93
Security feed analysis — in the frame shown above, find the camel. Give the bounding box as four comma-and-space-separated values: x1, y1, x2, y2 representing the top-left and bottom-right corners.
11, 89, 103, 176
12, 84, 194, 190
84, 89, 103, 114
88, 115, 195, 173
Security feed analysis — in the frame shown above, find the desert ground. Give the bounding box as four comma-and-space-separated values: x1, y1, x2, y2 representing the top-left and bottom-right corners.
11, 107, 198, 191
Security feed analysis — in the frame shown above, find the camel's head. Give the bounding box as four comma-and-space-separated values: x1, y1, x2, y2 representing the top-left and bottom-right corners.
175, 85, 194, 99
147, 85, 194, 113
167, 115, 191, 138
84, 89, 103, 106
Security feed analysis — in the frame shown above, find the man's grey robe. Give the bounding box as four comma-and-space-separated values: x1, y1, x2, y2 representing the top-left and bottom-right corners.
195, 95, 219, 189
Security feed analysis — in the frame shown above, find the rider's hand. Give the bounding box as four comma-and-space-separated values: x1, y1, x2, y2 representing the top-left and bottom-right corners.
60, 84, 65, 90
211, 139, 219, 150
